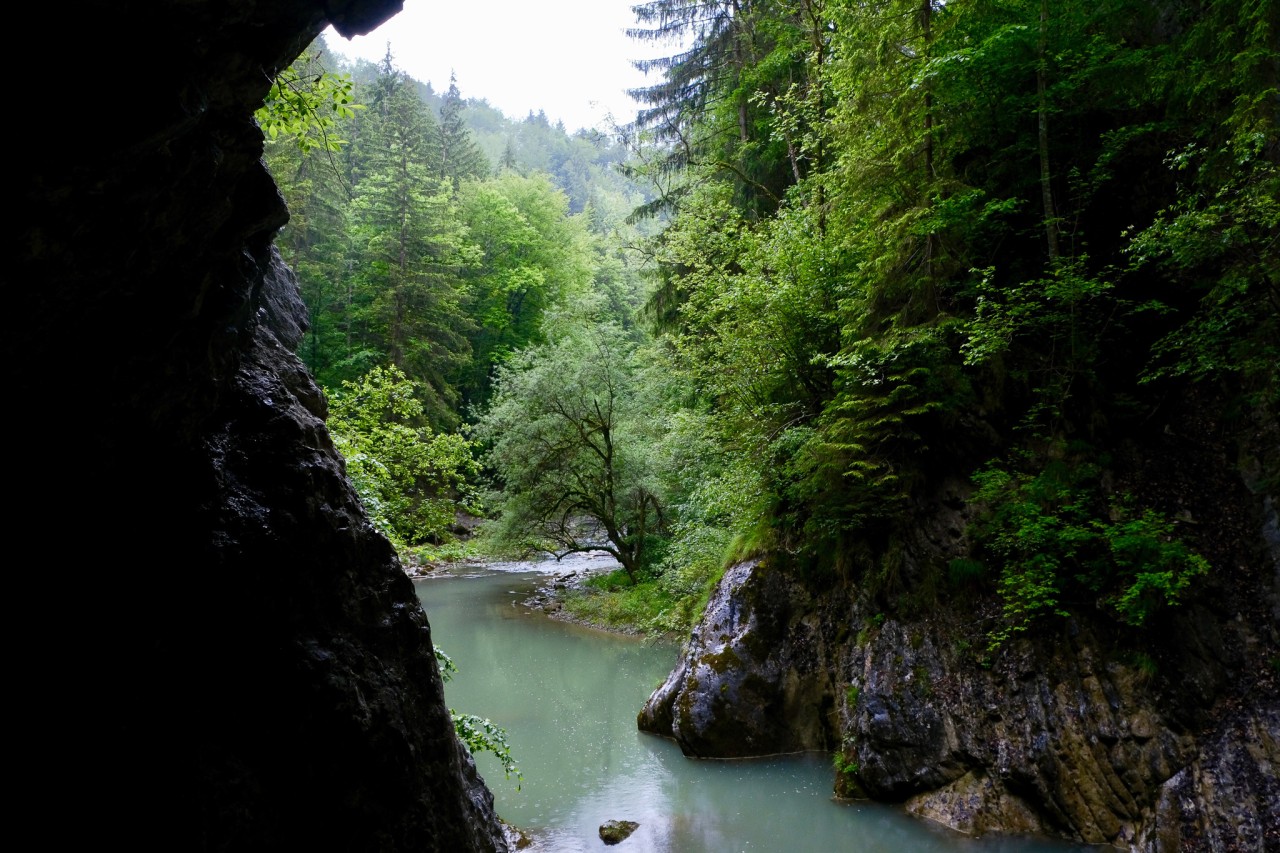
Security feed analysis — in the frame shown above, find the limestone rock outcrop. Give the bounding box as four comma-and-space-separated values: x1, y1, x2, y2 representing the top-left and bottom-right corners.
638, 558, 837, 756
640, 400, 1279, 849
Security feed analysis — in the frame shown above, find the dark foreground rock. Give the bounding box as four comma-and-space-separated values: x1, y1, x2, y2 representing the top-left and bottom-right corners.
14, 2, 508, 850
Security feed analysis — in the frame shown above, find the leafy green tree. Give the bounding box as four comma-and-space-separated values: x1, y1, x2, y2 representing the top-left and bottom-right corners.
476, 323, 667, 582
455, 172, 595, 409
326, 365, 481, 553
256, 37, 362, 155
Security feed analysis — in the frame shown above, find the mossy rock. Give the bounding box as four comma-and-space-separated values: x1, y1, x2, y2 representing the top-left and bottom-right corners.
599, 819, 639, 845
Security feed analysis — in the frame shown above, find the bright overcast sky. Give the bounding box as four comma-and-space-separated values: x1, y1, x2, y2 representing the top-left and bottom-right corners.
323, 0, 672, 133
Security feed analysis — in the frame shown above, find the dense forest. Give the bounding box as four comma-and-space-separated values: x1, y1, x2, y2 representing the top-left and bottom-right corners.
264, 0, 1276, 657
21, 0, 1272, 847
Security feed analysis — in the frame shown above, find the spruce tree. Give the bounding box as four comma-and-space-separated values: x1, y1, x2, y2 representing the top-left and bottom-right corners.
346, 55, 477, 427
435, 72, 491, 188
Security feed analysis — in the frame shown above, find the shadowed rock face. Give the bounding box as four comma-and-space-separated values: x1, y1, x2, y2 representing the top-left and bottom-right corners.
641, 401, 1279, 850
14, 2, 507, 850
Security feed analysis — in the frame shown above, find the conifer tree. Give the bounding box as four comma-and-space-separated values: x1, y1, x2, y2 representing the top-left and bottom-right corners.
346, 54, 478, 427
435, 72, 491, 187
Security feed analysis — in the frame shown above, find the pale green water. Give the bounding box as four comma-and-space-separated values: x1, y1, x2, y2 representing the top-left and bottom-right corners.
416, 557, 1092, 853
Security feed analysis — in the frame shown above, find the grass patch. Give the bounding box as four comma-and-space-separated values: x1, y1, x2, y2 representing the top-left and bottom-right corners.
581, 568, 636, 592
562, 575, 680, 635
557, 549, 732, 638
410, 537, 484, 565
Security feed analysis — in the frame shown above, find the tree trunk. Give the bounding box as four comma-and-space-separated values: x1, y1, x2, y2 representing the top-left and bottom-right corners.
1037, 0, 1061, 262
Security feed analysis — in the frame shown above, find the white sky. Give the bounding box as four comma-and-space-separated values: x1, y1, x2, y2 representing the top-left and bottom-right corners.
323, 0, 670, 133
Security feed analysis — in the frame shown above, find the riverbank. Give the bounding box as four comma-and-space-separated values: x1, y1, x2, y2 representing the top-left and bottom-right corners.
521, 565, 659, 637
406, 512, 707, 639
413, 561, 1094, 853
411, 548, 682, 640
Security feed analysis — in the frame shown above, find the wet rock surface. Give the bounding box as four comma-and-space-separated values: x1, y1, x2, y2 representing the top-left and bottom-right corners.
599, 819, 640, 845
638, 559, 836, 756
15, 2, 508, 849
640, 410, 1279, 850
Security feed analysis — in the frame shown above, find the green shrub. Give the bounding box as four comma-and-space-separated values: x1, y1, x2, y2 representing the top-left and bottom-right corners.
970, 445, 1209, 650
833, 752, 860, 778
435, 646, 521, 789
327, 365, 481, 554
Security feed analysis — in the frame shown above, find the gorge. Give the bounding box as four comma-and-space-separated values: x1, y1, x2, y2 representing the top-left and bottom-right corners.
13, 1, 1276, 851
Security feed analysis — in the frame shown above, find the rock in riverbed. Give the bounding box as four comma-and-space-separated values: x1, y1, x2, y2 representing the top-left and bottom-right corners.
599, 819, 639, 845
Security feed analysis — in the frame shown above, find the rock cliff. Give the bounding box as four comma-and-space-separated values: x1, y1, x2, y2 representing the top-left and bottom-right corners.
640, 390, 1278, 850
13, 2, 507, 849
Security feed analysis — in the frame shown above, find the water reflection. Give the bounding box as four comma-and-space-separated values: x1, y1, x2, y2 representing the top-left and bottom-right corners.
416, 561, 1089, 853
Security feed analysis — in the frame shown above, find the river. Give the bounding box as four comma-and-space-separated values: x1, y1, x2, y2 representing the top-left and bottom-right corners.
415, 554, 1092, 853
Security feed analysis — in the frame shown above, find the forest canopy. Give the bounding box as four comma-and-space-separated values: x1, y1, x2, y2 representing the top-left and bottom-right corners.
263, 0, 1277, 643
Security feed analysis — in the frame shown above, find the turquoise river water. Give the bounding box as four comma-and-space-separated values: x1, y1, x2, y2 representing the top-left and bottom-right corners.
415, 554, 1095, 853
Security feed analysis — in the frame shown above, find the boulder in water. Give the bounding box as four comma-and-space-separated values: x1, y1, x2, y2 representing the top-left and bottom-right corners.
598, 819, 639, 845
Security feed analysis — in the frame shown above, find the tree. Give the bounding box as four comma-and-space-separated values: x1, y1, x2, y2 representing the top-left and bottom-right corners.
260, 38, 364, 382
344, 53, 479, 426
1123, 0, 1279, 409
455, 172, 594, 409
435, 72, 491, 187
326, 365, 480, 553
476, 323, 666, 582
255, 35, 361, 155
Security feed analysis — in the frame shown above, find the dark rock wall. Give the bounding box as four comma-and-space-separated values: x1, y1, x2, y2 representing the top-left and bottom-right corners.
640, 394, 1278, 850
13, 2, 506, 850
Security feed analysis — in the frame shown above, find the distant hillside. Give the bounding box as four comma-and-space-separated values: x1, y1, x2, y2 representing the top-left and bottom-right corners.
327, 37, 653, 226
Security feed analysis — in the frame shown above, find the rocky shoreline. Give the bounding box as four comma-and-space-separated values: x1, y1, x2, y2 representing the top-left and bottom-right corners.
409, 549, 646, 636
